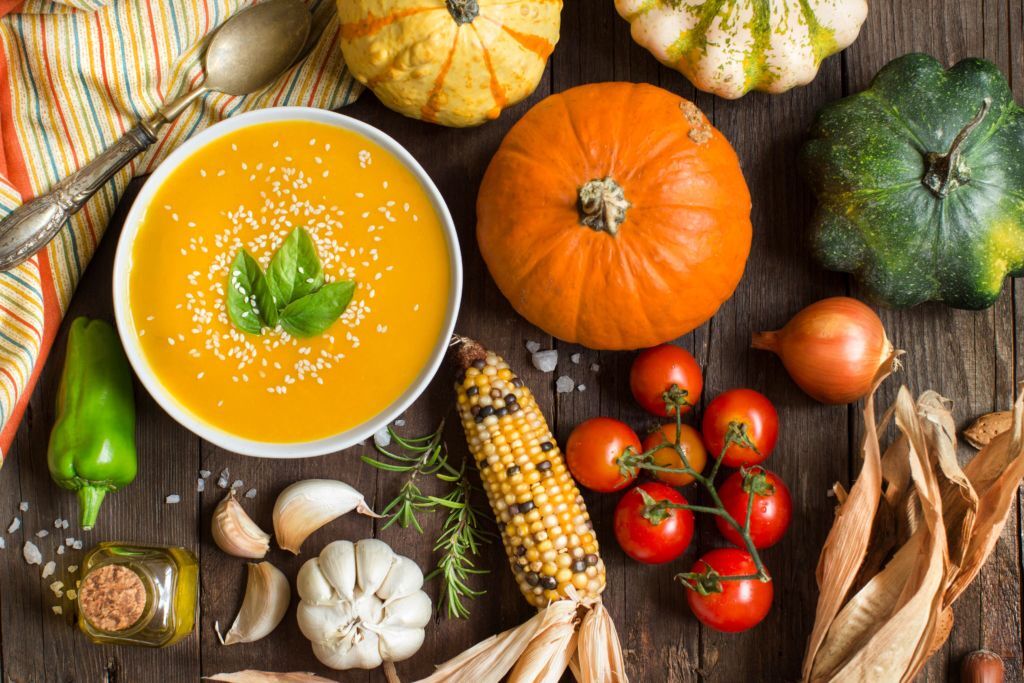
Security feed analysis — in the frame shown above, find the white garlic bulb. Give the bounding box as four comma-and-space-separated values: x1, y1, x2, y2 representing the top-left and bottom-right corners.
296, 539, 431, 670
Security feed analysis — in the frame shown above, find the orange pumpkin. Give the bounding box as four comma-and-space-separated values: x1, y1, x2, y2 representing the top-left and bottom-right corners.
476, 82, 752, 350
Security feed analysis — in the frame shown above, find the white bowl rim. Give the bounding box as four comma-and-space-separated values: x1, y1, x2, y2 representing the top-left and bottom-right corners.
112, 107, 463, 458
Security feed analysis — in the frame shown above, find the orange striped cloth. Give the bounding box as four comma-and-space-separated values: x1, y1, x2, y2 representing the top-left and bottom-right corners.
0, 0, 360, 459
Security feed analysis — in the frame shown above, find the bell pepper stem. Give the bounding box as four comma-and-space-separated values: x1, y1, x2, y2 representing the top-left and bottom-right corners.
77, 485, 109, 530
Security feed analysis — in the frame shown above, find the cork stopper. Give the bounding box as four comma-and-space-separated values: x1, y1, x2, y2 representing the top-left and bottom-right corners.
78, 564, 147, 632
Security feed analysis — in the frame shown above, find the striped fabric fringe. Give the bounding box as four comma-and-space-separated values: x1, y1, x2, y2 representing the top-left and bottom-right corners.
0, 0, 361, 460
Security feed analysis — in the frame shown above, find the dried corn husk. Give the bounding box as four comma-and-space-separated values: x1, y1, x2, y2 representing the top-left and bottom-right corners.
802, 384, 1024, 682
415, 590, 626, 683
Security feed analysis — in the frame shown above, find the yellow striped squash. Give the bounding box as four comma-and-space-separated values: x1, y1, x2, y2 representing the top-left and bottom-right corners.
337, 0, 562, 127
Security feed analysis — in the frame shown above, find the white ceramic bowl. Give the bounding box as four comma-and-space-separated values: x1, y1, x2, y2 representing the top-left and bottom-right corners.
113, 107, 462, 457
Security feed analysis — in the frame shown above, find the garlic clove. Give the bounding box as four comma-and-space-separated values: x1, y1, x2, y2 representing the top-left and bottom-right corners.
297, 601, 352, 643
355, 538, 396, 596
296, 558, 333, 604
218, 561, 290, 645
377, 555, 425, 602
317, 540, 357, 601
211, 490, 271, 559
273, 480, 379, 554
382, 591, 432, 630
377, 623, 426, 662
205, 672, 336, 683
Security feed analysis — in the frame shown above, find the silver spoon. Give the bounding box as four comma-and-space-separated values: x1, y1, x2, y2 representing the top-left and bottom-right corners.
0, 0, 311, 271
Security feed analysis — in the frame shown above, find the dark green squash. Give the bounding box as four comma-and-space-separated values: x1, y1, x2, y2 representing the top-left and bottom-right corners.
802, 53, 1024, 309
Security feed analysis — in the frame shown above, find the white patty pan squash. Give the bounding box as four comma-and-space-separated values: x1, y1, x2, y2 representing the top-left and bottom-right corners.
296, 539, 431, 670
615, 0, 868, 99
337, 0, 562, 127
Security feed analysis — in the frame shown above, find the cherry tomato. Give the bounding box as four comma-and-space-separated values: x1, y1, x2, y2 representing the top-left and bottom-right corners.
715, 468, 792, 549
614, 482, 694, 564
701, 389, 778, 468
566, 417, 641, 492
641, 423, 707, 487
684, 548, 773, 633
630, 345, 703, 417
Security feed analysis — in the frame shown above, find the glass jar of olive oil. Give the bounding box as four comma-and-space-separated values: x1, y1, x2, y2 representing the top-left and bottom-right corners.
76, 542, 198, 647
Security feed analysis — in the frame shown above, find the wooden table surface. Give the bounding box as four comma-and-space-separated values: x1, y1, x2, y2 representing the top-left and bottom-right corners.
2, 2, 1023, 681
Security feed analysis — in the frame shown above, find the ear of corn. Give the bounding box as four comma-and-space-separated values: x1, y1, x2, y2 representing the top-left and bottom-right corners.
454, 339, 606, 608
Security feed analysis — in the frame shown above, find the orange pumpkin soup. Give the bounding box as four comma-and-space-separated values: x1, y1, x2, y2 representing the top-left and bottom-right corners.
127, 121, 452, 443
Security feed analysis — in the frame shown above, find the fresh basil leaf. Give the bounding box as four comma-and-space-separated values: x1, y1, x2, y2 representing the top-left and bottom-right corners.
279, 280, 356, 338
227, 249, 273, 335
266, 227, 323, 307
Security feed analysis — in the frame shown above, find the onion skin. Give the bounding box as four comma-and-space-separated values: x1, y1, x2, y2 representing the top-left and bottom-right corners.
752, 297, 895, 405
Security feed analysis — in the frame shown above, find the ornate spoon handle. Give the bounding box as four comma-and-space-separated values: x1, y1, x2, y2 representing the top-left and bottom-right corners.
0, 123, 159, 271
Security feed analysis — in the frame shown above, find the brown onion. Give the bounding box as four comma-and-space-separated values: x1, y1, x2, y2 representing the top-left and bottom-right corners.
752, 297, 897, 404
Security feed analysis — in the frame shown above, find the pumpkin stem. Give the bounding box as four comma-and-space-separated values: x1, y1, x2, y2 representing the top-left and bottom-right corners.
446, 0, 479, 24
578, 178, 631, 236
922, 98, 992, 198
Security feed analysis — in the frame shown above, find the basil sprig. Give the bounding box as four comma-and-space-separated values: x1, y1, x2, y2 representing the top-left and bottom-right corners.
226, 227, 355, 338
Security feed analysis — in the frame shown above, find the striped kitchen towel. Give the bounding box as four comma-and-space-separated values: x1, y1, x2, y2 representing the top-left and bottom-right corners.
0, 0, 361, 459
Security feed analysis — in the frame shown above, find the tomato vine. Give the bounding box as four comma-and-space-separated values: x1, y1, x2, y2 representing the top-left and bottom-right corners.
616, 392, 771, 593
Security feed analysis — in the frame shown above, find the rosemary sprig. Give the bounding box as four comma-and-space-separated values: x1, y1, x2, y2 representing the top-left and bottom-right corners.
363, 421, 492, 618
425, 466, 494, 619
362, 422, 456, 532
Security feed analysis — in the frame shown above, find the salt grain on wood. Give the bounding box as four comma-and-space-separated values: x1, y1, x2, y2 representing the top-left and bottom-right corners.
42, 561, 55, 578
165, 494, 181, 504
555, 376, 576, 393
532, 350, 558, 373
8, 517, 20, 533
23, 541, 41, 565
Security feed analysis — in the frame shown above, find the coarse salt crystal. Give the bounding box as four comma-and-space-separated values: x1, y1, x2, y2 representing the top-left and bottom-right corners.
61, 520, 69, 529
244, 488, 257, 499
66, 589, 77, 600
394, 419, 406, 427
68, 565, 78, 573
52, 606, 63, 616
532, 350, 558, 373
42, 561, 55, 578
49, 581, 63, 597
590, 363, 601, 373
0, 537, 5, 549
65, 537, 75, 546
57, 546, 65, 555
197, 478, 206, 493
231, 480, 243, 490
199, 469, 211, 479
23, 541, 41, 565
7, 517, 20, 533
73, 540, 83, 550
555, 375, 575, 393
19, 501, 28, 512
53, 518, 63, 529
374, 428, 392, 449
525, 340, 541, 354
165, 494, 181, 504
570, 353, 581, 364
577, 384, 587, 392
36, 530, 48, 538
217, 469, 230, 489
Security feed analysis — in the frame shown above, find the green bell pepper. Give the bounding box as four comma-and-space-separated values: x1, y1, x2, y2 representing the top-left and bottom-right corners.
48, 317, 137, 530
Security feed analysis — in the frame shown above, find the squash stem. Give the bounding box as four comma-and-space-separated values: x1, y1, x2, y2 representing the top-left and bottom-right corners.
578, 177, 631, 235
446, 0, 479, 24
922, 98, 992, 198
